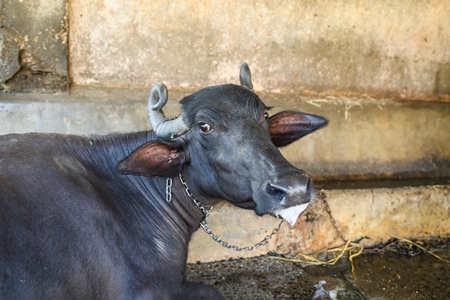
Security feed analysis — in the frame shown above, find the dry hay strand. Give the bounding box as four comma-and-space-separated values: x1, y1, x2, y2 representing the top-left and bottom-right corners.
269, 240, 365, 279
269, 235, 450, 280
387, 235, 450, 263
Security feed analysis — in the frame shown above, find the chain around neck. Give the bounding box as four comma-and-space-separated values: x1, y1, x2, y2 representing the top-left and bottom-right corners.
178, 173, 212, 216
176, 173, 284, 252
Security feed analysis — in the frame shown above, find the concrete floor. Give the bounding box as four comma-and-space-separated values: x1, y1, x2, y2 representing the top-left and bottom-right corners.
186, 240, 450, 299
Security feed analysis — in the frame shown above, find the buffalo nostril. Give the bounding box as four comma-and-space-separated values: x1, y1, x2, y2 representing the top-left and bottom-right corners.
306, 178, 312, 192
266, 174, 314, 204
266, 182, 289, 197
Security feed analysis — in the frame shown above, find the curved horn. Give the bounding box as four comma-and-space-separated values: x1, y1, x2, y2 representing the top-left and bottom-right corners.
148, 83, 189, 139
239, 62, 253, 90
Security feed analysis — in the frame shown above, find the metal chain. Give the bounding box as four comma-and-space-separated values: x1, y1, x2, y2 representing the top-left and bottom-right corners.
178, 173, 212, 216
165, 178, 173, 203
318, 191, 347, 243
177, 173, 284, 251
199, 217, 284, 251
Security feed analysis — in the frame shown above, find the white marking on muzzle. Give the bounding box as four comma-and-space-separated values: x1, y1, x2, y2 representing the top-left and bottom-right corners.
274, 203, 310, 227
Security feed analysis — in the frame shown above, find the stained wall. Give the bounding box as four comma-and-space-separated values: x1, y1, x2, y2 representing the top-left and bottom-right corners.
69, 0, 450, 101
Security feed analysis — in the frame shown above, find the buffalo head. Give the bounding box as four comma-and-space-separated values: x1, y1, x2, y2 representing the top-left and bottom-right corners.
118, 63, 327, 225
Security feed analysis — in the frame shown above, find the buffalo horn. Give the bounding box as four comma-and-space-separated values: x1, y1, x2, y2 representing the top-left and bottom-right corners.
148, 83, 189, 139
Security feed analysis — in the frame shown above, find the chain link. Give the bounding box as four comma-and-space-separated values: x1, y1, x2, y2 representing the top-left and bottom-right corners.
165, 178, 173, 203
178, 173, 212, 216
318, 191, 346, 243
178, 173, 284, 251
199, 217, 284, 251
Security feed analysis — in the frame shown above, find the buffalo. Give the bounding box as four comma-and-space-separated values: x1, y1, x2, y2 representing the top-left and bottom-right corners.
0, 63, 327, 299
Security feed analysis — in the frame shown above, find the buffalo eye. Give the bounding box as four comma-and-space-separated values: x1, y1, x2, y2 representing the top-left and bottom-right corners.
264, 110, 269, 120
199, 122, 212, 133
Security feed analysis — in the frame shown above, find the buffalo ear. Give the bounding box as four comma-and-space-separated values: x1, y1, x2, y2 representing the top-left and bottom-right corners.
239, 62, 253, 90
117, 140, 188, 177
269, 111, 328, 147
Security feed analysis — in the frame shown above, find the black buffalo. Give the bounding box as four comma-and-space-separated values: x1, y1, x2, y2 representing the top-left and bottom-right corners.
0, 64, 327, 299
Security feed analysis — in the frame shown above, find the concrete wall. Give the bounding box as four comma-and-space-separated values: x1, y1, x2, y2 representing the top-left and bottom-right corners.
69, 0, 450, 100
188, 185, 450, 263
0, 0, 68, 92
1, 0, 448, 98
2, 87, 449, 181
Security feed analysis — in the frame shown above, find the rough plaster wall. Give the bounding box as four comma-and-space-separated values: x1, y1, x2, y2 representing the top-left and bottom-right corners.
268, 96, 450, 181
2, 88, 449, 181
70, 0, 450, 100
0, 0, 68, 92
188, 185, 450, 262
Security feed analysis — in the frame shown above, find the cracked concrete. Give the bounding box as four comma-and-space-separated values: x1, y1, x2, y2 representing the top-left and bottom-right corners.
0, 28, 20, 83
0, 0, 68, 92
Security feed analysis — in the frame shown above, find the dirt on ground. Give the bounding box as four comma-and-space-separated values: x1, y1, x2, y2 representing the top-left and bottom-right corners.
186, 240, 450, 299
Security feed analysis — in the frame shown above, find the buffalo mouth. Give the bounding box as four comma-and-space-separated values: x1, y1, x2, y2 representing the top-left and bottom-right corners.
241, 200, 312, 227
270, 203, 311, 226
233, 198, 257, 210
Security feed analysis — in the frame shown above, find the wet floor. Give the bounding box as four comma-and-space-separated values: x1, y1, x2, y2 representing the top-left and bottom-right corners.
186, 242, 450, 299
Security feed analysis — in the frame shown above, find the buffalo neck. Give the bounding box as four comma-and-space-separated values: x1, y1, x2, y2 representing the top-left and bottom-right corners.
68, 131, 206, 267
